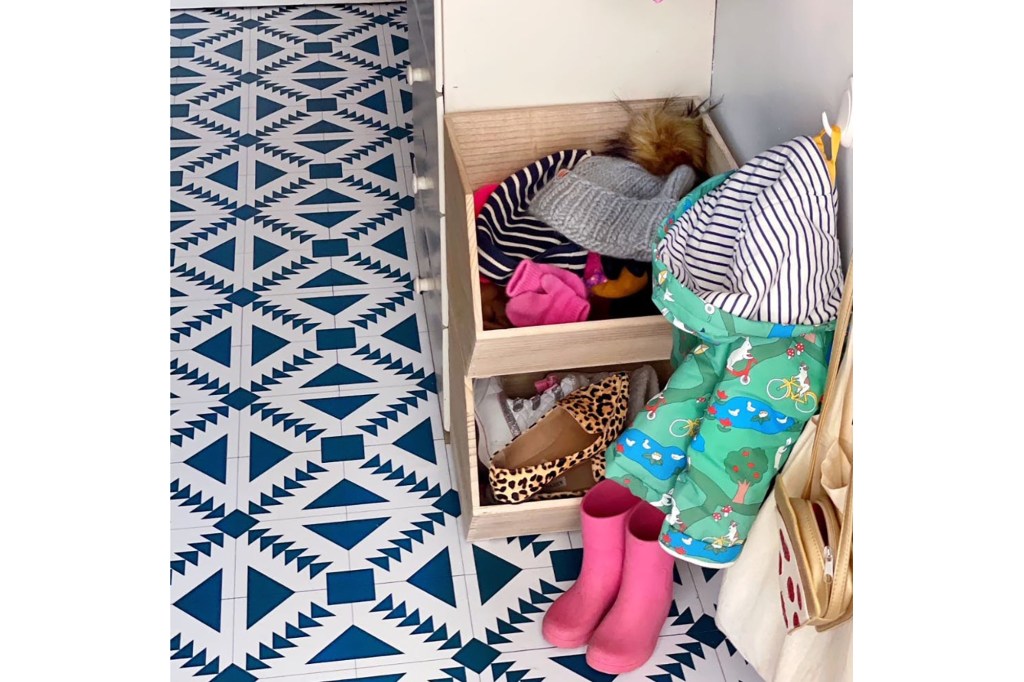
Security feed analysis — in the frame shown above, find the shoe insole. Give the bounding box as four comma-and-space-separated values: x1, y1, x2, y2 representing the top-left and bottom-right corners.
540, 459, 597, 495
497, 407, 596, 470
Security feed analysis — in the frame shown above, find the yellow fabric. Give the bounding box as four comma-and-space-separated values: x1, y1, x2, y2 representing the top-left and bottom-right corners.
590, 268, 649, 299
812, 125, 841, 185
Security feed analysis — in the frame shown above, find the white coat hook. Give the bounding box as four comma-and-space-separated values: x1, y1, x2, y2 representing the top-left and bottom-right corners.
823, 77, 854, 148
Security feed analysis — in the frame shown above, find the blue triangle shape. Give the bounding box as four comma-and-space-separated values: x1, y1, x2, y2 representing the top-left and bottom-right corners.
251, 326, 290, 364
245, 654, 270, 671
216, 40, 244, 62
298, 210, 359, 227
193, 328, 232, 367
360, 91, 389, 115
304, 480, 386, 509
212, 664, 257, 681
394, 418, 435, 464
200, 238, 236, 271
255, 160, 288, 190
352, 35, 380, 56
302, 394, 374, 420
304, 517, 387, 549
366, 154, 398, 182
443, 668, 467, 682
472, 547, 521, 604
300, 293, 367, 315
213, 97, 241, 121
372, 228, 407, 259
248, 433, 291, 481
197, 657, 220, 676
309, 625, 402, 663
551, 654, 617, 682
297, 23, 340, 36
301, 363, 374, 388
407, 548, 456, 607
297, 120, 351, 135
183, 435, 228, 483
382, 314, 420, 352
170, 127, 198, 143
296, 8, 337, 20
246, 567, 294, 628
295, 59, 344, 73
298, 138, 348, 154
173, 570, 222, 631
295, 77, 347, 93
258, 643, 282, 660
300, 269, 366, 288
256, 39, 284, 60
252, 236, 288, 269
171, 12, 208, 24
256, 96, 286, 120
298, 188, 356, 205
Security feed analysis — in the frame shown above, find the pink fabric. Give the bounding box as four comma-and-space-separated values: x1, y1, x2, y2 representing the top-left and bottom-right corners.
506, 260, 587, 299
584, 252, 608, 289
534, 374, 561, 394
506, 261, 590, 326
473, 183, 500, 217
506, 274, 590, 326
586, 502, 677, 674
542, 481, 642, 648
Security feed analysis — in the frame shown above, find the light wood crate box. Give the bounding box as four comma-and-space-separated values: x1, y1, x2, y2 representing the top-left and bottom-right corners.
443, 100, 738, 540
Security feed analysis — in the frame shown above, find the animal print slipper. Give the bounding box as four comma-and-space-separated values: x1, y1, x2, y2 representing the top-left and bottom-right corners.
488, 373, 630, 504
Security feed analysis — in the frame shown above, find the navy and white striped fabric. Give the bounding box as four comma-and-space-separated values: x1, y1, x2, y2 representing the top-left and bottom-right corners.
477, 149, 591, 284
657, 136, 843, 326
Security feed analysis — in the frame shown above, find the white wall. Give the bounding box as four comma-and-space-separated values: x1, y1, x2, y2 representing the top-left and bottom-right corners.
442, 0, 715, 112
710, 0, 853, 266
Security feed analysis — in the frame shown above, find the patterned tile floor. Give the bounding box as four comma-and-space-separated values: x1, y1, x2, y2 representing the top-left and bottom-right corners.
170, 5, 761, 681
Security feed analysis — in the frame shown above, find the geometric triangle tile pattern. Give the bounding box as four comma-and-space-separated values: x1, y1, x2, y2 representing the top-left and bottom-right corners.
170, 5, 757, 681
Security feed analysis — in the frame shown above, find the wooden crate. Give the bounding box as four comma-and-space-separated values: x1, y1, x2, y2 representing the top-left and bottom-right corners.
444, 99, 738, 379
442, 99, 738, 541
450, 337, 676, 541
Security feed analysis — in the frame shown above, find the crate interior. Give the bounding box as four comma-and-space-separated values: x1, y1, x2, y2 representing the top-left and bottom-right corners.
476, 358, 675, 508
445, 99, 736, 338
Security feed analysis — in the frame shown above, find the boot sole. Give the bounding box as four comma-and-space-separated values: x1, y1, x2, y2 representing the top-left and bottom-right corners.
541, 625, 590, 650
585, 649, 653, 674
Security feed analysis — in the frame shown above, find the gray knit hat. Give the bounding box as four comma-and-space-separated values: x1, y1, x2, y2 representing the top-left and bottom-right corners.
528, 155, 697, 261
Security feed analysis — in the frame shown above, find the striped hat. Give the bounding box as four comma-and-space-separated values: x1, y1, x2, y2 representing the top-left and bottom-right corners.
657, 136, 843, 326
476, 149, 591, 284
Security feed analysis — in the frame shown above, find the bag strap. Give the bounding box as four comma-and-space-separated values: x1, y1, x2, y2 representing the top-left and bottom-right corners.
824, 473, 854, 620
802, 261, 854, 499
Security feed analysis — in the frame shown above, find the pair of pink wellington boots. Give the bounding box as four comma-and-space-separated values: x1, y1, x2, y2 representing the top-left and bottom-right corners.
542, 480, 675, 674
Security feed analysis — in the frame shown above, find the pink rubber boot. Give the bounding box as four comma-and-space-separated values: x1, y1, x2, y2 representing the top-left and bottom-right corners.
586, 502, 676, 674
541, 480, 641, 648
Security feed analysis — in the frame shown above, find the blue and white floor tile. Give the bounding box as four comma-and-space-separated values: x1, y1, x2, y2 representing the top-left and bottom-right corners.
171, 5, 760, 681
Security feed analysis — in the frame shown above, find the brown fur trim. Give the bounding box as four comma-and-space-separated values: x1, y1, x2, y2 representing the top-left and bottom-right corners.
603, 97, 717, 176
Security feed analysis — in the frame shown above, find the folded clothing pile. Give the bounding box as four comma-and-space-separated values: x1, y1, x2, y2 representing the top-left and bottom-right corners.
474, 152, 693, 328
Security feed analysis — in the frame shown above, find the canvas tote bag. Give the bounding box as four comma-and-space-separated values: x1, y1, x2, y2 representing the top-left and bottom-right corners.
774, 265, 853, 632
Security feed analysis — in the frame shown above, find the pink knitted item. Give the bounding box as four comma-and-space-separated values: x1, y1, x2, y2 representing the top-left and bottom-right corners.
541, 481, 641, 648
473, 183, 500, 217
585, 502, 677, 674
506, 261, 587, 299
506, 273, 590, 326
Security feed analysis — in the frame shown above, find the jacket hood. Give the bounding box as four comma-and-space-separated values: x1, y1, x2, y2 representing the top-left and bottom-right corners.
653, 137, 844, 330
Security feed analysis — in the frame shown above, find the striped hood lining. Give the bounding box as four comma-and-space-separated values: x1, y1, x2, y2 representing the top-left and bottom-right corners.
476, 149, 592, 285
657, 136, 843, 326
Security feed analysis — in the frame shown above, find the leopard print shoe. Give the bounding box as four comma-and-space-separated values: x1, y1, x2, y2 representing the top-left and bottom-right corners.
488, 373, 630, 504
